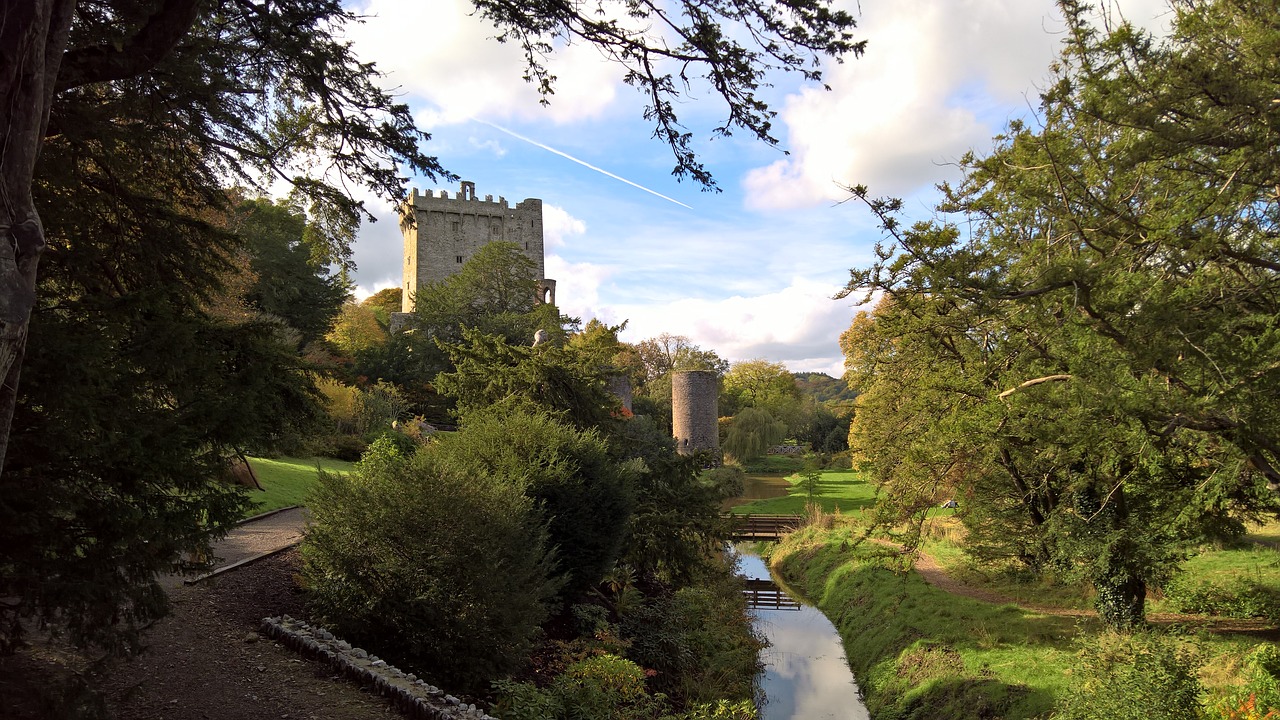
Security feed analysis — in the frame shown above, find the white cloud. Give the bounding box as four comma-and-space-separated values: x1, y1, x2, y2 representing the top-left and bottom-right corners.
605, 277, 866, 375
349, 191, 405, 299
468, 137, 507, 157
545, 254, 614, 319
346, 0, 620, 127
542, 204, 587, 250
743, 0, 1174, 209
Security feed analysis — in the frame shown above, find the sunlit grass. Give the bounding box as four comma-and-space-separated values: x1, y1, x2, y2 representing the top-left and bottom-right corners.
246, 456, 355, 515
770, 517, 1280, 719
729, 469, 878, 515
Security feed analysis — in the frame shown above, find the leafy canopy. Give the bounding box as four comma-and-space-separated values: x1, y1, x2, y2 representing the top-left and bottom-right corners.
841, 0, 1280, 628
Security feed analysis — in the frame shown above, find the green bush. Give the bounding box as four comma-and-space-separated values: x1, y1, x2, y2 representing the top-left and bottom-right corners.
621, 575, 764, 707
702, 466, 746, 498
427, 409, 636, 596
1163, 575, 1280, 621
493, 655, 662, 720
1053, 632, 1203, 720
301, 437, 561, 690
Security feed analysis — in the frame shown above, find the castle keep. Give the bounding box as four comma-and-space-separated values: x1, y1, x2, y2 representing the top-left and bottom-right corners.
399, 180, 555, 312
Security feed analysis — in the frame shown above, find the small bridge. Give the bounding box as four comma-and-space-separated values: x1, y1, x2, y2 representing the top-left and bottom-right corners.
743, 578, 801, 611
725, 514, 803, 542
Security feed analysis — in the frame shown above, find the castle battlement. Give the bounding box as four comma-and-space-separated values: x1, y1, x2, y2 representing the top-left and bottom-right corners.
399, 180, 553, 313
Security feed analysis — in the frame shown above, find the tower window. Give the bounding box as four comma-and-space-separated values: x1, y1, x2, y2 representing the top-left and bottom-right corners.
451, 221, 460, 232
456, 255, 463, 263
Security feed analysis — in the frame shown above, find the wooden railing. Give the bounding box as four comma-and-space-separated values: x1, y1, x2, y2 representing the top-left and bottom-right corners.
742, 578, 801, 610
724, 514, 803, 542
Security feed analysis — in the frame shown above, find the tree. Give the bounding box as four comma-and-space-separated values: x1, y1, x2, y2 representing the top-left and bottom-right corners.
2, 92, 326, 651
721, 358, 802, 427
722, 407, 786, 464
327, 302, 387, 360
842, 0, 1280, 628
436, 328, 623, 432
225, 197, 349, 347
0, 0, 863, 475
635, 333, 729, 383
362, 287, 403, 328
410, 242, 568, 346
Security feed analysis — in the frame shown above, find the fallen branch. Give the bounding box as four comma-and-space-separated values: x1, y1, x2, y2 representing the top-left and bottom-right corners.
997, 374, 1073, 400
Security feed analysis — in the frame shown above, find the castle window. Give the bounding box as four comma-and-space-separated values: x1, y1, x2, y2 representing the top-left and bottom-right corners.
451, 221, 459, 232
456, 255, 463, 264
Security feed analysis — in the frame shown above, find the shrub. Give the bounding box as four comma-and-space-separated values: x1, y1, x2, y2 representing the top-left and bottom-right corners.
1054, 632, 1203, 720
702, 466, 745, 498
427, 409, 636, 596
301, 438, 561, 690
621, 575, 764, 707
1163, 575, 1280, 622
493, 655, 660, 720
1208, 645, 1280, 720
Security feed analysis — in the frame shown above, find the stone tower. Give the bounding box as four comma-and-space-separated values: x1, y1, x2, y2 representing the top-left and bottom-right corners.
671, 370, 719, 455
398, 180, 555, 312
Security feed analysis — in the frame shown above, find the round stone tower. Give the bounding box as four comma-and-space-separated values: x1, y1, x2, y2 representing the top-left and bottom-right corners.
671, 370, 719, 455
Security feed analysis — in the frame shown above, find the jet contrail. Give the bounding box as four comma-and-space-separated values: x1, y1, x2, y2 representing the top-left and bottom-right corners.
477, 120, 693, 210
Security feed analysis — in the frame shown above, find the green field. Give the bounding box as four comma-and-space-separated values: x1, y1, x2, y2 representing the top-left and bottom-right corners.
245, 456, 354, 515
729, 469, 878, 515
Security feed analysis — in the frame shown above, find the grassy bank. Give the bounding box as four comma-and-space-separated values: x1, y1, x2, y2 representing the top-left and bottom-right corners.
246, 456, 354, 514
767, 517, 1280, 719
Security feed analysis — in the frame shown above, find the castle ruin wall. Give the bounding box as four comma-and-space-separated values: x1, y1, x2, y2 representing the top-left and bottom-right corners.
399, 181, 548, 312
671, 370, 719, 455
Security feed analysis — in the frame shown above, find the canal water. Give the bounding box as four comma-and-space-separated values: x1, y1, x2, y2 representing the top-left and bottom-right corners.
729, 475, 869, 719
737, 551, 869, 720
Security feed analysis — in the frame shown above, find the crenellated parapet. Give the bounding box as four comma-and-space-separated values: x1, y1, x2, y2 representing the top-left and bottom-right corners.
399, 180, 552, 313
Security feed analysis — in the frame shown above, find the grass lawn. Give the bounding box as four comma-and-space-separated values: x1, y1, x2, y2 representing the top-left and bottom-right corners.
729, 469, 878, 515
245, 456, 354, 515
732, 454, 807, 475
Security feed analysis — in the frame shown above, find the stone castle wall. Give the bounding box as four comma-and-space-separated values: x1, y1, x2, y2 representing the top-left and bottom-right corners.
671, 370, 719, 455
399, 180, 548, 312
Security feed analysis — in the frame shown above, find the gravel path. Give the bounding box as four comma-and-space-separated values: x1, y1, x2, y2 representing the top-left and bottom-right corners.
218, 507, 310, 565
80, 510, 409, 720
160, 507, 310, 591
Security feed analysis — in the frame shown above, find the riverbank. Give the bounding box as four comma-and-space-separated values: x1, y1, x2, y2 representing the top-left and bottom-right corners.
766, 517, 1280, 719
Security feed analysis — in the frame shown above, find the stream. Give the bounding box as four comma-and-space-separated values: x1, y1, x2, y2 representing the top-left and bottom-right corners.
730, 474, 870, 719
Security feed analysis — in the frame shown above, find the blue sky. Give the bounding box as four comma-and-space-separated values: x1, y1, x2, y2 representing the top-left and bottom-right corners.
342, 0, 1170, 376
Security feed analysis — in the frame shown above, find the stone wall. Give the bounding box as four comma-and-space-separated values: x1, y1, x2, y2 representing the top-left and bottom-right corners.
400, 180, 550, 312
261, 615, 496, 720
671, 370, 719, 455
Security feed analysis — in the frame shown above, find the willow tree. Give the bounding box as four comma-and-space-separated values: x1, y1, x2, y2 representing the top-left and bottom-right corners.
843, 0, 1280, 628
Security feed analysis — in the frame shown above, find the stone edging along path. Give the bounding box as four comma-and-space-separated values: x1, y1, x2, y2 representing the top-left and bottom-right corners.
261, 615, 499, 720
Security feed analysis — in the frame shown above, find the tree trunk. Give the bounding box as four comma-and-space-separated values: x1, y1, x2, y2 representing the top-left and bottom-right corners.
1094, 541, 1147, 630
0, 0, 76, 472
0, 0, 202, 472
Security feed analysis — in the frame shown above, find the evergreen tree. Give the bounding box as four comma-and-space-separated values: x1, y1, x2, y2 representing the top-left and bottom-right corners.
843, 0, 1280, 628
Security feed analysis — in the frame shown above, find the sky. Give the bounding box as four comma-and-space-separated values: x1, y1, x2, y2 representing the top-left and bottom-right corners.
340, 0, 1172, 377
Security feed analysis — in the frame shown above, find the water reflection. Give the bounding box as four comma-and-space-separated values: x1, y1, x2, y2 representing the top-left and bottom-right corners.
737, 551, 869, 720
722, 474, 793, 510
